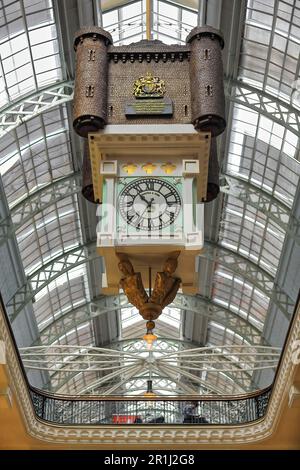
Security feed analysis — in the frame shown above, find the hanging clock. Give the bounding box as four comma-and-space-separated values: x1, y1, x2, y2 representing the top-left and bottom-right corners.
118, 177, 182, 232
116, 177, 183, 239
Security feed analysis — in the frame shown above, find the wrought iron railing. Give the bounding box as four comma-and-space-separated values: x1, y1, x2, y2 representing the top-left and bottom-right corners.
30, 386, 271, 425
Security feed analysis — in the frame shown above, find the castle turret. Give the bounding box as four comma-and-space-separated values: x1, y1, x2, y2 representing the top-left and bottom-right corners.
73, 27, 112, 137
187, 26, 226, 137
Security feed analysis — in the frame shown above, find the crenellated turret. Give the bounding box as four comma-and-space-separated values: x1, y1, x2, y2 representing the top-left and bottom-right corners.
73, 27, 112, 137
187, 26, 226, 137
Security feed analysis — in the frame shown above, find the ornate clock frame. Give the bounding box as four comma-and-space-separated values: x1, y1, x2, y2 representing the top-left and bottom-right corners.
88, 125, 211, 295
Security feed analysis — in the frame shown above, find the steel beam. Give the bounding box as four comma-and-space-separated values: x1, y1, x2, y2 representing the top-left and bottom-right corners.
36, 292, 263, 346
6, 242, 96, 320
202, 242, 295, 319
220, 175, 300, 245
0, 81, 74, 139
226, 78, 300, 138
0, 174, 81, 249
26, 343, 275, 395
38, 295, 129, 344
7, 237, 293, 325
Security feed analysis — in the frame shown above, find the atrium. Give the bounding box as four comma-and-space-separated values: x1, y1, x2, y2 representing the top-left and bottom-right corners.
0, 0, 299, 449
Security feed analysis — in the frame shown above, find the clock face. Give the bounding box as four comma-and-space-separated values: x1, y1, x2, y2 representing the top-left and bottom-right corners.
118, 178, 181, 231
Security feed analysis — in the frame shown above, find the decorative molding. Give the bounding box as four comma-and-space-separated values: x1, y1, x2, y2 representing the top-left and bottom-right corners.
288, 383, 300, 408
0, 299, 299, 445
0, 339, 5, 364
108, 44, 191, 64
88, 131, 210, 203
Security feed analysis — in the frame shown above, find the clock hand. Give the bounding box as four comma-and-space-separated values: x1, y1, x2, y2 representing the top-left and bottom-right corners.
134, 198, 155, 226
139, 193, 150, 205
146, 197, 155, 211
135, 204, 151, 223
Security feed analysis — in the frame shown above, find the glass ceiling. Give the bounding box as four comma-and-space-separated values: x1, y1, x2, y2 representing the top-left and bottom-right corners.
102, 0, 198, 44
0, 0, 299, 397
0, 0, 63, 108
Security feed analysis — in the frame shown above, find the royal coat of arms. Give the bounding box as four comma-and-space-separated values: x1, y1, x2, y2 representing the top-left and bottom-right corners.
133, 72, 166, 98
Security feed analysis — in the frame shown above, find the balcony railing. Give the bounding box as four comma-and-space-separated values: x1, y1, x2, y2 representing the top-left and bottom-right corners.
30, 386, 271, 425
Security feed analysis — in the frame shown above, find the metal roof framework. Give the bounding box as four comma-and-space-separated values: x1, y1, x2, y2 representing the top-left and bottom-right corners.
0, 0, 299, 396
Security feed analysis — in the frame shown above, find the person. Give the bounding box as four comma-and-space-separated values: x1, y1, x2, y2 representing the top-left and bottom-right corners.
183, 401, 208, 424
183, 401, 198, 423
133, 415, 143, 423
147, 415, 165, 424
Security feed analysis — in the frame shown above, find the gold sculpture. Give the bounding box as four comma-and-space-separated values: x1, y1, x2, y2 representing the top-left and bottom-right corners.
117, 252, 181, 324
149, 256, 181, 309
118, 258, 148, 311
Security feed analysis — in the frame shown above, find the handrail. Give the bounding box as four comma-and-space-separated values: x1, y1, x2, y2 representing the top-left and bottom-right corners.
30, 385, 272, 425
30, 384, 272, 402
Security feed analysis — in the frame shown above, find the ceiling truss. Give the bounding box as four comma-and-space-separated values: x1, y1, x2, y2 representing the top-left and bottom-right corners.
20, 344, 280, 395
0, 81, 74, 139
0, 174, 81, 249
37, 294, 264, 347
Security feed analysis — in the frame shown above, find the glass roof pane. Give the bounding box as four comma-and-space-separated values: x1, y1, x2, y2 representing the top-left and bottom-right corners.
240, 0, 300, 103
15, 195, 82, 275
33, 265, 90, 329
102, 0, 197, 45
219, 194, 285, 276
225, 104, 300, 207
0, 0, 63, 106
0, 105, 73, 207
212, 268, 270, 328
153, 0, 197, 43
207, 322, 250, 346
102, 0, 146, 44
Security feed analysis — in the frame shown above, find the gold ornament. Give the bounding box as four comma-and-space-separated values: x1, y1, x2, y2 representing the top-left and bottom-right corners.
117, 253, 181, 321
161, 162, 176, 175
117, 253, 181, 350
123, 163, 137, 175
133, 72, 166, 98
142, 162, 157, 175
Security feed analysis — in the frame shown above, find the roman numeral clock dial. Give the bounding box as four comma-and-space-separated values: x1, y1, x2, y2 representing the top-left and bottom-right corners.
119, 178, 181, 232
